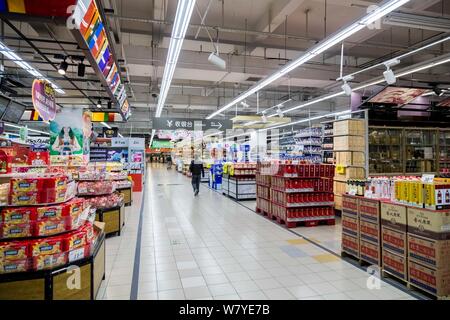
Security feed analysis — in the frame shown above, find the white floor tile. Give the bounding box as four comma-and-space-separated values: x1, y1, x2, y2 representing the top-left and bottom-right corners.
263, 288, 296, 300
181, 276, 207, 288
287, 285, 319, 299
204, 274, 229, 285
239, 291, 269, 300
231, 280, 260, 293
184, 286, 212, 299
158, 289, 185, 300
209, 283, 237, 297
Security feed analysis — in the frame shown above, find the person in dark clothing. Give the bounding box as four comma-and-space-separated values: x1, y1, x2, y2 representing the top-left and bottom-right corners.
166, 155, 173, 168
189, 155, 204, 196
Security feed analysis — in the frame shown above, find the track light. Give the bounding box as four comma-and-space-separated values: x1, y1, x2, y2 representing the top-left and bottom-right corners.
241, 101, 249, 108
261, 112, 267, 123
96, 99, 102, 108
383, 59, 400, 85
276, 107, 284, 118
77, 62, 85, 77
208, 52, 226, 70
341, 75, 354, 96
58, 59, 68, 75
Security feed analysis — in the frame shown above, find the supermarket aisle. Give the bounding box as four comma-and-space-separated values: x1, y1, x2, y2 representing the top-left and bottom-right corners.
101, 164, 416, 300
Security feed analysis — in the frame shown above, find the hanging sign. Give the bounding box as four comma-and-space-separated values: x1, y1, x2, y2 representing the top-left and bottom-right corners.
31, 79, 57, 122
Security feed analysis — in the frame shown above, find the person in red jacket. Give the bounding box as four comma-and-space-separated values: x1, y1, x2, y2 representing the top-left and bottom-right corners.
189, 155, 204, 196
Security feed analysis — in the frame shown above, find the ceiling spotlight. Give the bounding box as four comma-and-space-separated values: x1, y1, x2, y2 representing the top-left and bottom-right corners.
96, 99, 102, 108
276, 107, 284, 118
383, 59, 400, 85
77, 61, 85, 77
341, 75, 354, 96
208, 52, 226, 70
261, 112, 267, 123
58, 59, 68, 75
241, 101, 250, 108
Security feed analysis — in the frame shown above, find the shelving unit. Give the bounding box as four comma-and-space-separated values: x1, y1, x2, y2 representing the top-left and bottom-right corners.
294, 127, 323, 163
322, 122, 335, 164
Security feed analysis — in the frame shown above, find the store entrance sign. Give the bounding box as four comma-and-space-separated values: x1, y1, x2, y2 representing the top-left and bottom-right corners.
31, 79, 57, 122
152, 117, 232, 131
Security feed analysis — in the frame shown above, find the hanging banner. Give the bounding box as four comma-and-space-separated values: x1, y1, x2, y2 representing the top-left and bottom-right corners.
31, 79, 57, 122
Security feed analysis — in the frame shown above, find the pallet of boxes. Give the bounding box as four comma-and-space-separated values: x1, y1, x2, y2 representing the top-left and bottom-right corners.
333, 119, 366, 211
341, 194, 382, 266
381, 178, 450, 299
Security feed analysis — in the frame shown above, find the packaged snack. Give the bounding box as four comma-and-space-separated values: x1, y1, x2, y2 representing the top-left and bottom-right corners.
81, 223, 95, 243
34, 219, 66, 236
50, 176, 68, 189
36, 205, 64, 220
1, 207, 35, 224
10, 178, 39, 193
64, 230, 87, 251
0, 259, 28, 274
0, 241, 28, 260
66, 198, 85, 217
1, 223, 32, 239
32, 253, 67, 271
0, 183, 9, 206
30, 238, 63, 257
10, 192, 39, 206
43, 189, 66, 204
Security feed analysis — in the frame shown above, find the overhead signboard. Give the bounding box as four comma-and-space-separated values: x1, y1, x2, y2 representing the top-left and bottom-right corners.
71, 0, 131, 120
151, 140, 174, 149
152, 117, 232, 131
31, 79, 57, 122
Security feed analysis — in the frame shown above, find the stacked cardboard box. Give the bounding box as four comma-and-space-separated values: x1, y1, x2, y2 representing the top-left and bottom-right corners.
333, 120, 366, 209
342, 195, 359, 258
359, 198, 381, 266
406, 207, 450, 297
381, 202, 409, 281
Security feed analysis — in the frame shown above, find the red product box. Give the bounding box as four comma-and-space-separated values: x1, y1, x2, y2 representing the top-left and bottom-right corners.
0, 259, 28, 274
360, 220, 380, 245
342, 213, 359, 238
10, 192, 39, 206
10, 178, 40, 193
304, 165, 309, 177
0, 241, 29, 261
382, 226, 407, 256
342, 233, 359, 258
34, 219, 66, 237
408, 260, 450, 297
314, 165, 320, 177
30, 237, 63, 257
320, 165, 325, 177
28, 151, 49, 166
298, 165, 304, 177
36, 205, 64, 220
1, 222, 33, 239
1, 207, 36, 224
64, 230, 87, 252
44, 176, 68, 191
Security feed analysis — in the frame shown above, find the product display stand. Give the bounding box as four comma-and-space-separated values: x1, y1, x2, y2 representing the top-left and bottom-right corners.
222, 163, 256, 200
95, 205, 124, 236
256, 162, 335, 228
117, 186, 132, 206
0, 230, 105, 300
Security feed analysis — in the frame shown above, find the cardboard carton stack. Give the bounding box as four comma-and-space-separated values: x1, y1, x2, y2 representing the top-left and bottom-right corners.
333, 119, 366, 210
381, 202, 409, 281
341, 194, 360, 258
359, 198, 381, 266
406, 207, 450, 297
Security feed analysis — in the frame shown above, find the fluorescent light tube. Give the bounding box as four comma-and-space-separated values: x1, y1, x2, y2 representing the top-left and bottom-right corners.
4, 123, 50, 135
0, 41, 65, 95
206, 0, 410, 119
155, 0, 196, 118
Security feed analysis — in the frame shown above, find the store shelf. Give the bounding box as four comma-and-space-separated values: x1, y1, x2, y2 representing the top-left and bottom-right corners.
286, 215, 335, 222
272, 201, 335, 208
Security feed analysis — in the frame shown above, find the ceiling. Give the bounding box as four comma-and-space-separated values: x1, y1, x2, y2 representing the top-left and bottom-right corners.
0, 0, 449, 137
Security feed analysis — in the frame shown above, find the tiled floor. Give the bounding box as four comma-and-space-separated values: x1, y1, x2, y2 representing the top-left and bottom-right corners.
98, 164, 415, 300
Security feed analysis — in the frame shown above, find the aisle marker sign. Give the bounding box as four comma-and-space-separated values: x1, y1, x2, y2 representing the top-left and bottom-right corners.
152, 117, 232, 131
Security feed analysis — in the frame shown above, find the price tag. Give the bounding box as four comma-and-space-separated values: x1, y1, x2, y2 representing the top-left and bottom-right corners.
421, 174, 435, 183
69, 248, 85, 262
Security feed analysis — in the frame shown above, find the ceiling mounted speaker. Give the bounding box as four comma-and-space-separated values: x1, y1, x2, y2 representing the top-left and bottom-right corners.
208, 52, 226, 70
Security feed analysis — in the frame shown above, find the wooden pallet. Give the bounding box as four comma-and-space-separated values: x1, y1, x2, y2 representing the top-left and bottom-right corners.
407, 281, 450, 300
285, 218, 335, 228
255, 207, 270, 217
381, 269, 408, 285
